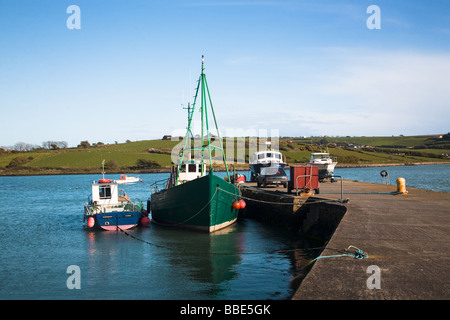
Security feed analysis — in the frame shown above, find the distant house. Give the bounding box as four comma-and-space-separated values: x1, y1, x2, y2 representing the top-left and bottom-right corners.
162, 135, 172, 140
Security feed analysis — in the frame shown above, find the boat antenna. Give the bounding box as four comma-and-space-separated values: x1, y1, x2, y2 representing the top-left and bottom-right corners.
101, 159, 105, 179
183, 102, 194, 139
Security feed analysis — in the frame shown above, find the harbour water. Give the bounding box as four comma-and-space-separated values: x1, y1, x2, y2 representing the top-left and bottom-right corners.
0, 172, 318, 300
334, 163, 450, 193
0, 164, 448, 300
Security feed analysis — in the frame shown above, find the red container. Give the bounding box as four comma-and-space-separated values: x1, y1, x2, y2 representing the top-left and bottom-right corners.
288, 165, 319, 193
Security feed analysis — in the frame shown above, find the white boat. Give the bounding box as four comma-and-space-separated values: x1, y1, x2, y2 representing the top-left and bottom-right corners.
83, 178, 147, 230
249, 150, 286, 181
309, 152, 337, 180
113, 174, 142, 184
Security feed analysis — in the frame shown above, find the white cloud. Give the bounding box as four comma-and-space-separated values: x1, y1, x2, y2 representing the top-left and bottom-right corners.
262, 50, 450, 136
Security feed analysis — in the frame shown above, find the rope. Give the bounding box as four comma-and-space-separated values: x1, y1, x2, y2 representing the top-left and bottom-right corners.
310, 245, 368, 264
118, 227, 167, 249
118, 226, 337, 256
151, 187, 220, 229
179, 187, 219, 224
219, 186, 347, 206
118, 225, 362, 261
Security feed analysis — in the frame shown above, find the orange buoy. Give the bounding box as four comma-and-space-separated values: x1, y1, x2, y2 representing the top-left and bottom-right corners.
239, 199, 246, 209
232, 201, 241, 210
98, 178, 111, 183
87, 217, 95, 228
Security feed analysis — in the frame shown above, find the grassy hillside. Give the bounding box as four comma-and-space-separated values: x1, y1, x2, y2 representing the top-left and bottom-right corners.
1, 135, 449, 175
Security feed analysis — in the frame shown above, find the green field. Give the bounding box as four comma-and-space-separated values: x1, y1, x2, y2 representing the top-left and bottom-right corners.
1, 134, 449, 175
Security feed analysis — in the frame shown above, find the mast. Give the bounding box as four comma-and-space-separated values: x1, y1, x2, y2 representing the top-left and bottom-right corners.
175, 56, 231, 185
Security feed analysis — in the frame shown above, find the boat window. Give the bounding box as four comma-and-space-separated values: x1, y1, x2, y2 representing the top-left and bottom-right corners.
99, 186, 111, 199
258, 154, 265, 159
275, 153, 281, 159
267, 153, 272, 158
188, 164, 197, 172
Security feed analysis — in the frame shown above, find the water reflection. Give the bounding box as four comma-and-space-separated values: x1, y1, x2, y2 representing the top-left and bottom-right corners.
0, 173, 318, 300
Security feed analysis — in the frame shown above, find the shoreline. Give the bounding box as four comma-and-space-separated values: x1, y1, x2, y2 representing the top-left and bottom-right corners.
0, 161, 449, 177
335, 161, 450, 168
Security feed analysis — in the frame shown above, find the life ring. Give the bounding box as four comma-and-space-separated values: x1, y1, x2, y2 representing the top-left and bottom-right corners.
380, 170, 388, 177
99, 178, 111, 183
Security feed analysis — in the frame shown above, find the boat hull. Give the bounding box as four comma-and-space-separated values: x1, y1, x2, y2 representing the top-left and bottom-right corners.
84, 208, 143, 230
150, 174, 240, 233
310, 162, 337, 180
249, 163, 286, 181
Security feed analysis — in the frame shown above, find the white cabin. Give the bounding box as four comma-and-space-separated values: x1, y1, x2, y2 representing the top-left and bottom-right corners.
177, 161, 207, 184
250, 151, 285, 165
91, 182, 119, 206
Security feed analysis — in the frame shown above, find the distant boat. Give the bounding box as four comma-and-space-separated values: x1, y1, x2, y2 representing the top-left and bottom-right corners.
309, 152, 337, 180
83, 162, 147, 230
249, 150, 286, 181
114, 174, 142, 184
149, 56, 242, 233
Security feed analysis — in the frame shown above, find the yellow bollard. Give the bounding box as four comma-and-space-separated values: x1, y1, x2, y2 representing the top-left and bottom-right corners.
396, 177, 408, 195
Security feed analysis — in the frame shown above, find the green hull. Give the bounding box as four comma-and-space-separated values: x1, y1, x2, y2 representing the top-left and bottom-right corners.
150, 174, 240, 233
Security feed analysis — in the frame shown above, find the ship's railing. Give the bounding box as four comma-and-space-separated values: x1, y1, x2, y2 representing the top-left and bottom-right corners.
150, 178, 170, 194
84, 200, 143, 214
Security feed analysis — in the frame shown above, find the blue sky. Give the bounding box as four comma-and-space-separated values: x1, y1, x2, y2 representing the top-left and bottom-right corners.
1, 0, 449, 147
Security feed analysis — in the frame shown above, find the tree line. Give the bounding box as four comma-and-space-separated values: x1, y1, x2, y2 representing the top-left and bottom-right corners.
1, 141, 69, 152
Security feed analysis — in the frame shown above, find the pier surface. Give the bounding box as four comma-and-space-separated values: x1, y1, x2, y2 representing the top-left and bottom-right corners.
291, 179, 450, 299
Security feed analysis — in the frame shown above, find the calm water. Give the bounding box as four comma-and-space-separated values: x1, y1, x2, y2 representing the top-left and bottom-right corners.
0, 172, 318, 300
334, 163, 450, 193
1, 164, 448, 300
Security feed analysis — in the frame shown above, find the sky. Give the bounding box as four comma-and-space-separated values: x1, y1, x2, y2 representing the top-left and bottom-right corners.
1, 0, 449, 148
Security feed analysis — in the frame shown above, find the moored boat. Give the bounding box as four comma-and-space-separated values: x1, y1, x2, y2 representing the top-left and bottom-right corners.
113, 174, 142, 184
309, 152, 337, 181
249, 150, 286, 181
149, 56, 243, 233
83, 177, 147, 230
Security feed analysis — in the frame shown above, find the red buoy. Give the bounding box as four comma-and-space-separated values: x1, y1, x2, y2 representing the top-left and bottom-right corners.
239, 199, 246, 209
232, 201, 241, 210
98, 179, 111, 183
141, 216, 150, 226
87, 217, 95, 228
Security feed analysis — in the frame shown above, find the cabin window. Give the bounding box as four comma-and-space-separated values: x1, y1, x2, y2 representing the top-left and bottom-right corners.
275, 153, 281, 159
99, 186, 112, 199
188, 164, 197, 172
258, 154, 265, 159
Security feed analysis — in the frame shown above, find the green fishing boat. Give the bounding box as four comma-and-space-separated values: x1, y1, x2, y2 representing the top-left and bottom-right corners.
150, 56, 243, 233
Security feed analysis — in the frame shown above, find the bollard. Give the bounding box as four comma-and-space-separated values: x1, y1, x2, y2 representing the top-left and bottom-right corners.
396, 177, 408, 195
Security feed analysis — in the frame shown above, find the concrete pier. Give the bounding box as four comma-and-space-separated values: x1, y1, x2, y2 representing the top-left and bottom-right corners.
240, 179, 450, 299
293, 180, 450, 299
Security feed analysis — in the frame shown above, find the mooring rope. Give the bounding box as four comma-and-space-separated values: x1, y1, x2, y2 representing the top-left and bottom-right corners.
118, 226, 366, 262
309, 245, 368, 264
218, 186, 347, 206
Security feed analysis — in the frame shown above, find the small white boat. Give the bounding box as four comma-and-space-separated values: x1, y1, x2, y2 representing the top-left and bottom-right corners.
309, 152, 337, 180
83, 178, 147, 230
113, 174, 142, 184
